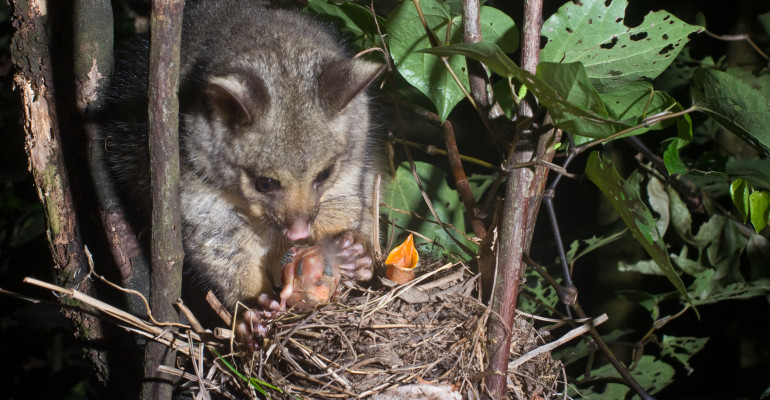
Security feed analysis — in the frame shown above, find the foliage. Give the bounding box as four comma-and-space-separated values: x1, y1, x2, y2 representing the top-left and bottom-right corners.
308, 0, 770, 397
385, 161, 479, 260
385, 0, 518, 120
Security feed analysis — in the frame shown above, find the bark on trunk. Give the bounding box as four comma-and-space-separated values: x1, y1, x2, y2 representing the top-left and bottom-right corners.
10, 0, 108, 381
141, 1, 185, 399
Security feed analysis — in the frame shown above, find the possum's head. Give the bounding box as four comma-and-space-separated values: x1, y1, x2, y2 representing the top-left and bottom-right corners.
187, 56, 381, 242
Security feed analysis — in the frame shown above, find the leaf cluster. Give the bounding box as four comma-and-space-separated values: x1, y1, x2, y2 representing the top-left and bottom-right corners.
307, 0, 770, 397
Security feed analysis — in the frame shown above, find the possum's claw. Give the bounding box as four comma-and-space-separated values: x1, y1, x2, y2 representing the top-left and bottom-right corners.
236, 294, 283, 352
326, 230, 373, 282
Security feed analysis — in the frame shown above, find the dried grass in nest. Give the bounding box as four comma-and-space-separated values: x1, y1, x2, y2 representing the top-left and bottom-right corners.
218, 261, 564, 399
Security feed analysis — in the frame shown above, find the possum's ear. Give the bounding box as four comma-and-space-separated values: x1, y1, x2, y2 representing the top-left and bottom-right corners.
319, 58, 383, 113
206, 74, 269, 126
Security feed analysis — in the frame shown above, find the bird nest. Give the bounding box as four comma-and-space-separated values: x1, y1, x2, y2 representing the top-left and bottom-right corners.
179, 261, 565, 399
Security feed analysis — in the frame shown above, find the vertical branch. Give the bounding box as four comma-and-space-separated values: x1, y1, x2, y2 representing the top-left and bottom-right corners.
443, 121, 487, 240
462, 0, 488, 109
485, 0, 557, 397
10, 0, 107, 379
142, 1, 185, 399
462, 0, 506, 145
76, 0, 153, 317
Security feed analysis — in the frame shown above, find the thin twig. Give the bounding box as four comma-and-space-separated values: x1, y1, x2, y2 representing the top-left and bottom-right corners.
391, 137, 498, 170
705, 30, 770, 62
509, 314, 608, 368
84, 247, 190, 329
443, 120, 488, 240
24, 277, 199, 357
576, 105, 699, 153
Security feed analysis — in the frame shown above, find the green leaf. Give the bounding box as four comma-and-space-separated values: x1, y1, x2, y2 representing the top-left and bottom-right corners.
536, 62, 621, 137
669, 184, 726, 250
691, 67, 770, 156
689, 269, 770, 305
565, 229, 627, 266
387, 0, 464, 121
421, 43, 618, 128
661, 104, 693, 175
586, 152, 691, 304
540, 0, 702, 91
553, 329, 631, 365
209, 347, 281, 394
519, 268, 559, 315
660, 335, 709, 375
571, 82, 680, 145
603, 82, 678, 127
708, 219, 747, 280
618, 258, 665, 275
671, 246, 706, 276
663, 137, 688, 175
730, 178, 751, 223
305, 0, 385, 50
468, 173, 497, 203
573, 355, 676, 397
478, 6, 519, 53
647, 176, 670, 237
386, 1, 517, 121
749, 190, 770, 232
726, 67, 770, 103
385, 161, 476, 260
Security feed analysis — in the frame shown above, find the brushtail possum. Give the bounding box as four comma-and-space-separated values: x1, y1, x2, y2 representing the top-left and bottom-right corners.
105, 0, 380, 320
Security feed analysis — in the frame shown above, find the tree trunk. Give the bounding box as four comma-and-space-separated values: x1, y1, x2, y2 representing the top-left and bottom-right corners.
484, 0, 559, 397
141, 1, 186, 399
10, 0, 108, 381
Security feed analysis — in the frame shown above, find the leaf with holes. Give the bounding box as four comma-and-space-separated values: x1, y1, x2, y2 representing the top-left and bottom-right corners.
572, 355, 676, 397
660, 336, 709, 377
565, 229, 627, 266
541, 0, 702, 91
586, 152, 691, 306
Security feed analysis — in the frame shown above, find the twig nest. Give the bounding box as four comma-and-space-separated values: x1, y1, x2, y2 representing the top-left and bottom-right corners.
384, 234, 419, 284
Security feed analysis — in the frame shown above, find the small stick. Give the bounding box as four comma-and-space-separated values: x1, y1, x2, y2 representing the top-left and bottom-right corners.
206, 290, 232, 326
508, 314, 608, 368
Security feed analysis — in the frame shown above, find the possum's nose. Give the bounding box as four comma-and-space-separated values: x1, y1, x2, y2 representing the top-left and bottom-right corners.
284, 218, 311, 241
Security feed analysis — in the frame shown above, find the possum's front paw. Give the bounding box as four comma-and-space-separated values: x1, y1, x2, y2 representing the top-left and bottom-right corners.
235, 294, 282, 352
325, 230, 374, 282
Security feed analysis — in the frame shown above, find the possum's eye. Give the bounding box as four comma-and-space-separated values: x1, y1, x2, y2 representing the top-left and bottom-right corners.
255, 176, 281, 193
314, 167, 333, 185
